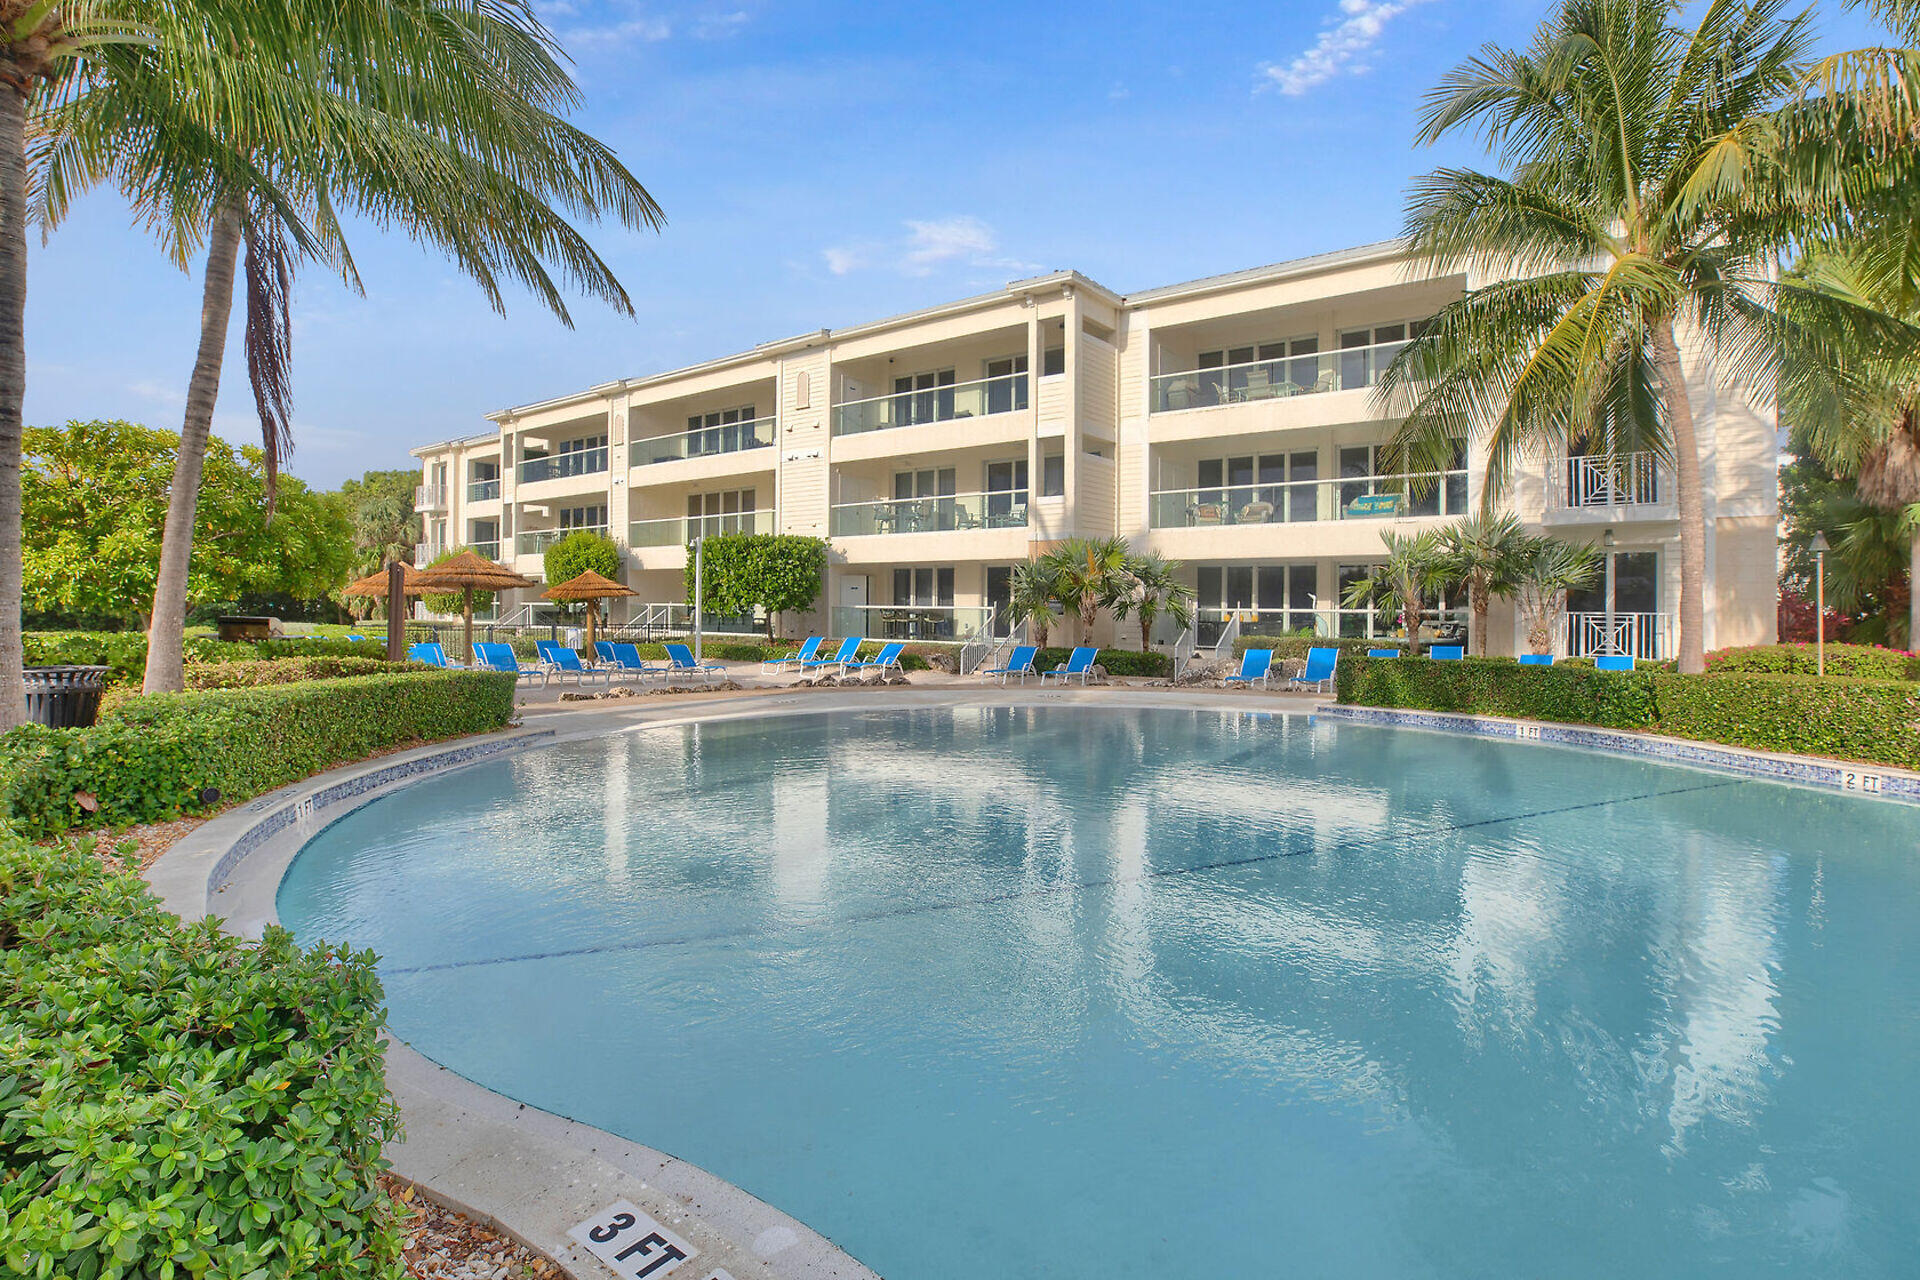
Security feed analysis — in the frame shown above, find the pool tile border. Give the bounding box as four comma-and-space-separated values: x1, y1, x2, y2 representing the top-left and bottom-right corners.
1313, 704, 1920, 804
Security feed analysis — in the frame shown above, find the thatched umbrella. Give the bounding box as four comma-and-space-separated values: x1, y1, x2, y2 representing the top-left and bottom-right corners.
343, 561, 427, 602
345, 561, 430, 661
543, 569, 637, 655
411, 550, 537, 661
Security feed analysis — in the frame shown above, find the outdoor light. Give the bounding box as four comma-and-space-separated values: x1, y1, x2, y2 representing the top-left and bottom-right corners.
1811, 532, 1831, 677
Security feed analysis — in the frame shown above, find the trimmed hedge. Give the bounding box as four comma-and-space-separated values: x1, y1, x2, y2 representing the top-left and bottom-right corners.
1336, 654, 1920, 770
25, 630, 387, 684
186, 656, 422, 689
0, 834, 403, 1276
1706, 642, 1919, 681
1234, 636, 1391, 661
0, 670, 517, 838
1034, 647, 1173, 678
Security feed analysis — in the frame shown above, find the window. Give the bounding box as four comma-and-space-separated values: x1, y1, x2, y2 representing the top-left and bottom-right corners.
1338, 322, 1430, 389
1040, 452, 1065, 497
685, 405, 759, 456
1193, 562, 1318, 642
1336, 442, 1467, 516
559, 434, 607, 454
891, 369, 956, 425
985, 459, 1029, 524
470, 460, 498, 482
1197, 337, 1319, 402
1186, 452, 1317, 523
892, 566, 955, 607
1042, 346, 1066, 377
893, 468, 956, 500
558, 505, 606, 530
984, 355, 1030, 414
687, 489, 757, 535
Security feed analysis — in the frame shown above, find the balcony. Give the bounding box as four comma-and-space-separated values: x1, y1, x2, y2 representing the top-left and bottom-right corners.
1149, 471, 1469, 528
832, 373, 1028, 436
830, 603, 996, 642
518, 447, 608, 485
1150, 337, 1406, 414
415, 484, 448, 511
515, 524, 608, 556
413, 541, 444, 567
467, 478, 500, 503
632, 416, 776, 466
628, 509, 775, 548
1549, 452, 1665, 511
1566, 611, 1672, 660
830, 491, 1030, 537
471, 540, 500, 562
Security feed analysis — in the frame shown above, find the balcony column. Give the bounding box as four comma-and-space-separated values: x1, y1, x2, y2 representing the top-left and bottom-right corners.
1027, 309, 1043, 550
1062, 293, 1081, 535
606, 391, 632, 566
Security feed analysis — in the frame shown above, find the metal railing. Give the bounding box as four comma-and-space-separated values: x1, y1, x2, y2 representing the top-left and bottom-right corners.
1171, 627, 1196, 680
1149, 472, 1470, 527
471, 541, 500, 562
1567, 611, 1671, 659
603, 602, 762, 639
831, 603, 995, 642
964, 618, 1029, 675
1212, 612, 1242, 661
629, 509, 774, 547
467, 478, 500, 503
1191, 604, 1468, 647
412, 541, 444, 568
415, 484, 448, 510
829, 491, 1030, 537
1553, 452, 1663, 508
631, 416, 776, 465
514, 524, 609, 556
832, 372, 1029, 436
1149, 337, 1409, 413
518, 447, 608, 485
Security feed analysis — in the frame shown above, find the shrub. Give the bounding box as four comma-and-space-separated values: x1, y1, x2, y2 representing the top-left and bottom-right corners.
1705, 642, 1919, 681
0, 670, 516, 838
1234, 636, 1385, 661
1033, 647, 1172, 678
185, 656, 421, 689
0, 834, 403, 1276
24, 631, 387, 685
1337, 655, 1659, 728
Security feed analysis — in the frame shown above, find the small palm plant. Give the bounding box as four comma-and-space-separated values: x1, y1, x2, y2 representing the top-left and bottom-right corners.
1437, 513, 1529, 655
1008, 557, 1062, 647
1047, 536, 1133, 645
1341, 530, 1452, 653
1513, 537, 1603, 656
1112, 553, 1197, 652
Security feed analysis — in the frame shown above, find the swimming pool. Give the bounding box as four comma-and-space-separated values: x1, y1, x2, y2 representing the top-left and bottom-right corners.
278, 706, 1920, 1279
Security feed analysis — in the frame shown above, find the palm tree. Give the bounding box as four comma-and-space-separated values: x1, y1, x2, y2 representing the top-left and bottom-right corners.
1047, 536, 1132, 645
1513, 536, 1603, 655
1008, 557, 1062, 647
1436, 512, 1529, 655
1110, 553, 1196, 652
35, 0, 663, 693
1341, 529, 1452, 653
1380, 0, 1814, 674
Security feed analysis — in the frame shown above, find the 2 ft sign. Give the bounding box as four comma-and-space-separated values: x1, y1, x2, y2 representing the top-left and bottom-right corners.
570, 1202, 696, 1279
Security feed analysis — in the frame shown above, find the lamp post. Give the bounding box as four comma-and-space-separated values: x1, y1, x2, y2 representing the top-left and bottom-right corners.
1810, 532, 1829, 677
1602, 528, 1617, 658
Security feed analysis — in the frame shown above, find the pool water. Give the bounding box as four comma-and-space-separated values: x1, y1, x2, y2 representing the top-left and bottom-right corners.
278, 707, 1920, 1279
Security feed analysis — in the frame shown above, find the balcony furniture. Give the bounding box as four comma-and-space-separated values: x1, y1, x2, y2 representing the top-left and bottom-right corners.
1314, 369, 1339, 393
1237, 500, 1275, 523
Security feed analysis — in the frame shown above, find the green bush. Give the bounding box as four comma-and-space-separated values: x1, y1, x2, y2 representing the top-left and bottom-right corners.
1033, 647, 1172, 678
24, 630, 387, 684
1234, 636, 1385, 661
0, 834, 403, 1277
0, 670, 516, 838
1705, 642, 1919, 681
1337, 655, 1659, 727
185, 656, 422, 689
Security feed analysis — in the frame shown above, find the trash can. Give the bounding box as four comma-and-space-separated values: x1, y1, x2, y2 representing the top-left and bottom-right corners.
23, 665, 109, 728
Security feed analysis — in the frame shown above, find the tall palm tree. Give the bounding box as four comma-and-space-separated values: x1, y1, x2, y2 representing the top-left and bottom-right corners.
1008, 557, 1061, 647
1513, 536, 1603, 654
1110, 553, 1196, 652
1380, 0, 1814, 673
1437, 512, 1529, 655
1341, 529, 1451, 653
1047, 536, 1132, 645
34, 0, 662, 692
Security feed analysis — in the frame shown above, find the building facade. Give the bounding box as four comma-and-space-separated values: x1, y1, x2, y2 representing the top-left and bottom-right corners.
410, 239, 1779, 658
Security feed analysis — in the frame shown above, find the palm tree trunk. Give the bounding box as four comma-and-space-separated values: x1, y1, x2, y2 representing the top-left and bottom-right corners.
144, 196, 245, 693
1471, 580, 1490, 656
0, 82, 28, 729
1652, 316, 1707, 675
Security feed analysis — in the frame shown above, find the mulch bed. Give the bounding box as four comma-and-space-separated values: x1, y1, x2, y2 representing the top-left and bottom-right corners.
386, 1176, 558, 1279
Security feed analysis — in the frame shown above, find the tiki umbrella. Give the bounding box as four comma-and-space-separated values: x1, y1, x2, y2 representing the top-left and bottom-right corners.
411, 550, 536, 662
345, 561, 430, 661
342, 561, 427, 601
543, 569, 637, 656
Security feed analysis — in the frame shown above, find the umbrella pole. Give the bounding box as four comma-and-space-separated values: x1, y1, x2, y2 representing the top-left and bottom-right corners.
463, 587, 475, 663
386, 561, 406, 662
586, 601, 598, 656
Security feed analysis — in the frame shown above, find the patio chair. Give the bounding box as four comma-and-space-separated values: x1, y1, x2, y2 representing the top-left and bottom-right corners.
474, 642, 548, 686
982, 643, 1039, 685
844, 641, 907, 676
1040, 646, 1099, 686
1518, 654, 1555, 667
1223, 648, 1275, 689
663, 642, 726, 684
346, 633, 365, 642
1285, 646, 1339, 693
1367, 648, 1401, 658
537, 641, 610, 685
607, 642, 667, 680
798, 635, 863, 676
1428, 645, 1465, 660
763, 635, 823, 673
407, 641, 465, 669
1595, 654, 1636, 672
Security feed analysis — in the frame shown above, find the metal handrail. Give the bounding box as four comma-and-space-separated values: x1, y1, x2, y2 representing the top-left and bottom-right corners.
630, 416, 777, 465
1172, 627, 1196, 680
1213, 612, 1242, 661
1148, 336, 1412, 412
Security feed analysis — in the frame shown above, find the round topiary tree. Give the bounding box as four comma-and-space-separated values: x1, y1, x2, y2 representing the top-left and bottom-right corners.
421, 546, 494, 617
544, 531, 626, 643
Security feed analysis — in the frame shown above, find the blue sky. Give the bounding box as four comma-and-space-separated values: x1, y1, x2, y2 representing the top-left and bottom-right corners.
22, 0, 1882, 489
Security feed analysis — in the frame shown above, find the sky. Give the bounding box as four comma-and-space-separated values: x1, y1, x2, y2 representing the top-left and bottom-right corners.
21, 0, 1885, 490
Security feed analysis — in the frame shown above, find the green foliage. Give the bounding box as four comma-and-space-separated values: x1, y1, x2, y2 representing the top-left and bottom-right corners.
0, 671, 516, 838
1337, 655, 1661, 728
1706, 642, 1919, 681
0, 834, 404, 1277
1235, 637, 1392, 660
421, 546, 495, 617
1008, 559, 1065, 647
684, 535, 827, 635
185, 656, 419, 689
1045, 537, 1133, 644
1108, 552, 1196, 652
1033, 647, 1171, 679
24, 631, 385, 685
22, 420, 355, 626
543, 530, 623, 590
337, 469, 420, 615
1778, 427, 1912, 646
1339, 529, 1451, 649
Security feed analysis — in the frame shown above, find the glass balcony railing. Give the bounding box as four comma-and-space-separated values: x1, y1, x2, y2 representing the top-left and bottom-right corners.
1148, 472, 1469, 527
467, 478, 500, 503
829, 491, 1030, 537
830, 604, 995, 642
832, 373, 1029, 436
518, 447, 608, 485
414, 484, 448, 510
515, 524, 608, 556
631, 416, 776, 466
628, 509, 774, 548
1150, 338, 1411, 413
470, 540, 500, 561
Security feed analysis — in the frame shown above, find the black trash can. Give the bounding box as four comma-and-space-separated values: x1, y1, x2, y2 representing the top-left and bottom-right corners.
23, 665, 109, 728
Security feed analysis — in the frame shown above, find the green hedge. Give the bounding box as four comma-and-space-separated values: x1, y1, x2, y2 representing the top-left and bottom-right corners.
1335, 655, 1920, 770
186, 656, 421, 689
25, 630, 387, 684
0, 670, 517, 838
1033, 647, 1172, 678
1706, 642, 1919, 681
1233, 636, 1389, 661
0, 834, 403, 1276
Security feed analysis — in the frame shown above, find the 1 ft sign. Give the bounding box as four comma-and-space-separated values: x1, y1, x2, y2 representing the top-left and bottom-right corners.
569, 1202, 695, 1279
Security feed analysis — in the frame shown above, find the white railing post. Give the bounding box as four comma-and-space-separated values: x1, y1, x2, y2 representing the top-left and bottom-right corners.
1172, 627, 1196, 681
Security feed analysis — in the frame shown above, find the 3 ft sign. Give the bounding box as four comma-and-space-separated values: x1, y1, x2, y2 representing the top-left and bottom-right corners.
569, 1202, 696, 1279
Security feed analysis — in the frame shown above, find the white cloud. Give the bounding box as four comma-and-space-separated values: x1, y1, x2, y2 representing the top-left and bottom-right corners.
128, 379, 185, 409
692, 9, 749, 39
821, 216, 1043, 280
822, 245, 865, 276
562, 14, 672, 51
1259, 0, 1432, 96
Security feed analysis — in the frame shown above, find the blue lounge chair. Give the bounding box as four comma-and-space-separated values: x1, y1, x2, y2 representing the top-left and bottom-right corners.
1367, 648, 1400, 658
607, 642, 666, 680
763, 636, 823, 673
346, 633, 365, 642
1518, 654, 1555, 667
1286, 646, 1339, 693
1596, 654, 1636, 672
1428, 645, 1465, 660
845, 641, 906, 676
408, 641, 465, 669
474, 641, 548, 686
1041, 646, 1099, 685
982, 643, 1038, 685
1224, 648, 1275, 689
799, 636, 862, 676
537, 640, 609, 685
663, 642, 726, 684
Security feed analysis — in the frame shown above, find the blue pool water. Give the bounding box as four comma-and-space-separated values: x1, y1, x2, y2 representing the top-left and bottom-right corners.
278, 707, 1920, 1279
